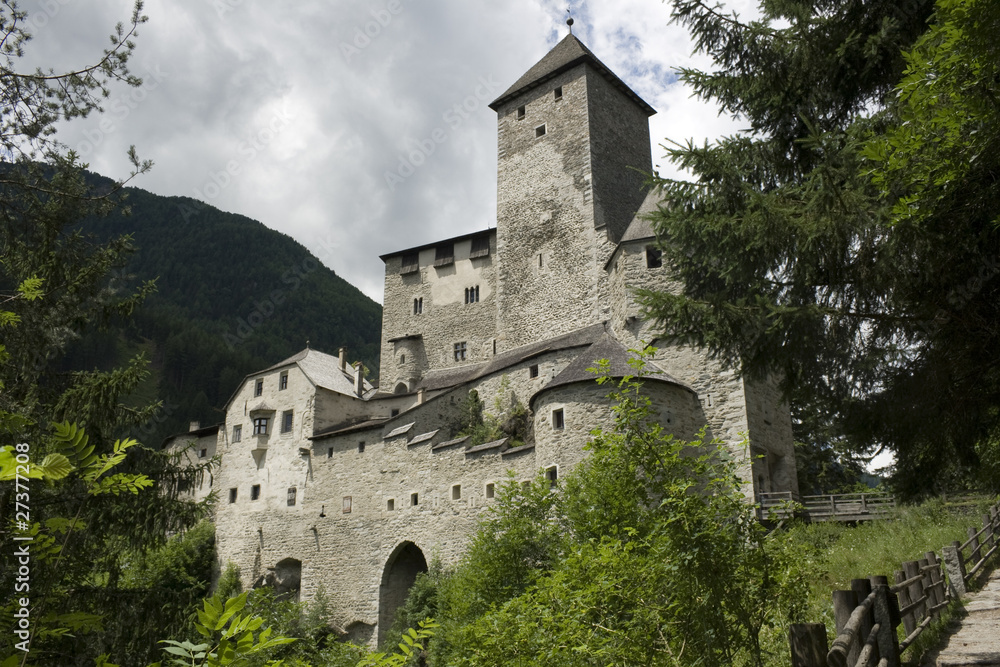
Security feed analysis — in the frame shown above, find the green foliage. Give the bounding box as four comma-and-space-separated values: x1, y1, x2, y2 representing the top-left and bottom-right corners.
643, 0, 1000, 496
453, 377, 532, 448
428, 353, 806, 666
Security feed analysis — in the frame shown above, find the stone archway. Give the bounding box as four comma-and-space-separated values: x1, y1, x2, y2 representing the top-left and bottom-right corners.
377, 541, 427, 646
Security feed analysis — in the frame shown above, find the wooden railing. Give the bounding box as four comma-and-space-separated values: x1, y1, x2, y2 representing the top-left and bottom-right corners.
789, 501, 1000, 667
758, 492, 895, 523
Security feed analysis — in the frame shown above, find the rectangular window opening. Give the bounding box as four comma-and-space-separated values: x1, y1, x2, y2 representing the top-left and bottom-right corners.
343, 496, 352, 513
287, 487, 297, 506
391, 408, 400, 417
485, 483, 495, 499
529, 364, 539, 379
516, 105, 525, 120
400, 252, 419, 274
535, 124, 546, 138
452, 484, 462, 500
413, 297, 423, 314
251, 484, 260, 500
199, 448, 207, 459
279, 372, 288, 390
254, 379, 263, 397
228, 488, 238, 504
327, 447, 334, 458
453, 341, 467, 362
646, 245, 663, 269
546, 466, 558, 488
411, 492, 419, 506
554, 86, 563, 100
232, 425, 242, 442
253, 417, 269, 435
387, 498, 395, 511
358, 441, 366, 453
281, 411, 293, 433
552, 408, 565, 430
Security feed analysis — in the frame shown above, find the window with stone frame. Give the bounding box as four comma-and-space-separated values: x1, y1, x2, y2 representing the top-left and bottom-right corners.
645, 245, 663, 269
279, 371, 288, 390
253, 417, 269, 435
232, 425, 242, 442
281, 411, 293, 433
453, 341, 467, 362
254, 378, 263, 396
464, 286, 480, 304
287, 486, 297, 506
552, 408, 565, 430
413, 297, 423, 314
529, 364, 539, 378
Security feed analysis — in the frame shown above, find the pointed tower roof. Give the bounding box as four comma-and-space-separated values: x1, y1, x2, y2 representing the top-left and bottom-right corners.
489, 33, 656, 116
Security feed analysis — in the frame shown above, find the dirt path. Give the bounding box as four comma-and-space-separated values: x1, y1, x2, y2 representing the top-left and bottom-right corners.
928, 569, 1000, 666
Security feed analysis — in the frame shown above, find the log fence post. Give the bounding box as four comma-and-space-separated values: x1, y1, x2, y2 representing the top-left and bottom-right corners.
832, 589, 859, 666
903, 560, 926, 623
924, 551, 943, 611
894, 569, 915, 636
851, 578, 877, 663
871, 578, 900, 667
789, 623, 828, 667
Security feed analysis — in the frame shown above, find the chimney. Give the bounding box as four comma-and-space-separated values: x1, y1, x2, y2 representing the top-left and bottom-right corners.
417, 388, 425, 405
354, 362, 364, 396
339, 347, 347, 371
189, 421, 201, 432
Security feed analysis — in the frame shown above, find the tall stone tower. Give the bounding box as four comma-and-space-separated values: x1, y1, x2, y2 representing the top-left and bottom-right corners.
489, 34, 655, 350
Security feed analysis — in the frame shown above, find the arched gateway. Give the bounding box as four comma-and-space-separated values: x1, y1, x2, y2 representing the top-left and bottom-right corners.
377, 541, 428, 645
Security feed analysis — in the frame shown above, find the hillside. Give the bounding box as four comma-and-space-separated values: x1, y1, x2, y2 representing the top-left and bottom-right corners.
65, 176, 383, 445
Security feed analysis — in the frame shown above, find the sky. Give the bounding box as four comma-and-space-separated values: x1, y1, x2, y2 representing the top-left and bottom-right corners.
25, 0, 759, 303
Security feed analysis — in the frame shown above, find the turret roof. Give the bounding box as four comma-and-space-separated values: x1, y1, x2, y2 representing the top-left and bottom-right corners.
489, 33, 656, 116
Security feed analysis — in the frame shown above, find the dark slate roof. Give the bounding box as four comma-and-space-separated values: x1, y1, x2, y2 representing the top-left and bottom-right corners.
489, 34, 656, 116
529, 334, 694, 408
310, 417, 389, 440
414, 322, 608, 393
464, 437, 509, 455
379, 229, 495, 262
432, 435, 469, 452
160, 423, 221, 449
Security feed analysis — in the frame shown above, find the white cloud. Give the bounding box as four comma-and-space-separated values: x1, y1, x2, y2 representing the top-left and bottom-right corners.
31, 0, 759, 303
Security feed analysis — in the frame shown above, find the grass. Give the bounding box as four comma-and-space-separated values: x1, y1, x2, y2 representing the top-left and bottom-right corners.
763, 496, 998, 666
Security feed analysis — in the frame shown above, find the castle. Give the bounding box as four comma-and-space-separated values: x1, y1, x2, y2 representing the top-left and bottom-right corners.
166, 33, 799, 645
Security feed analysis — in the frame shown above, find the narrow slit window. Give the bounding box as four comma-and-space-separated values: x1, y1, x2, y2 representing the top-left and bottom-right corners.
413, 297, 423, 314
546, 466, 558, 488
343, 496, 352, 513
387, 498, 395, 511
452, 484, 462, 500
411, 492, 419, 506
358, 441, 366, 453
251, 484, 260, 500
279, 371, 288, 390
327, 447, 334, 458
228, 488, 238, 504
254, 379, 263, 397
287, 487, 297, 506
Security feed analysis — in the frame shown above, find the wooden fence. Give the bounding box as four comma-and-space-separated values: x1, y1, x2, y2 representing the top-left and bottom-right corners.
789, 501, 1000, 667
759, 492, 896, 523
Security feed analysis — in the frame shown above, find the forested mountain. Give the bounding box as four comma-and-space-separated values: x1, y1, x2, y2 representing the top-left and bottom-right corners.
65, 173, 383, 445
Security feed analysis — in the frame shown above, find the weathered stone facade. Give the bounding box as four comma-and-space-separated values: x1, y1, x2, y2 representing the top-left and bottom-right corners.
167, 33, 799, 647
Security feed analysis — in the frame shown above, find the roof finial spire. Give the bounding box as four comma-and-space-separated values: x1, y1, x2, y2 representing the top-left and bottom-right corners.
306, 339, 310, 349
566, 8, 574, 34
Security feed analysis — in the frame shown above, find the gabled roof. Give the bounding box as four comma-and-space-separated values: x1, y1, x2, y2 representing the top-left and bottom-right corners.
489, 34, 656, 116
529, 333, 693, 408
264, 348, 374, 396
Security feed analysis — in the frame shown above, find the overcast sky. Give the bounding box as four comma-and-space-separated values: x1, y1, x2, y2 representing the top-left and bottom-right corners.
26, 0, 757, 303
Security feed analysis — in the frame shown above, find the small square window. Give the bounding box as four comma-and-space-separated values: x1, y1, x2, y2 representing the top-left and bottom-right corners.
516, 105, 525, 120
452, 484, 462, 500
411, 492, 419, 506
232, 425, 242, 442
529, 364, 539, 378
281, 411, 293, 433
228, 488, 238, 504
554, 86, 563, 101
254, 379, 263, 397
279, 372, 288, 390
253, 417, 269, 435
646, 245, 663, 269
199, 448, 207, 459
287, 487, 297, 506
251, 484, 260, 500
387, 498, 395, 511
358, 441, 366, 453
552, 408, 565, 430
535, 124, 546, 138
454, 342, 467, 362
343, 496, 352, 513
485, 483, 495, 499
328, 447, 334, 458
